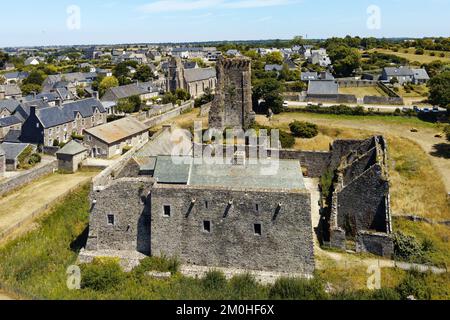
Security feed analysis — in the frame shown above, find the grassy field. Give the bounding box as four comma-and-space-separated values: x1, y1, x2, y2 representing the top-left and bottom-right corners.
0, 171, 98, 239
368, 48, 450, 64
339, 86, 387, 98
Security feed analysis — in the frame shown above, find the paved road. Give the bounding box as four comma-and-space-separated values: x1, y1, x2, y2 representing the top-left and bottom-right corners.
286, 101, 445, 113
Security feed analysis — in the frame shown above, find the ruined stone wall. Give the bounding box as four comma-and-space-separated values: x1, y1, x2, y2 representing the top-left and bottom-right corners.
0, 153, 5, 178
363, 95, 404, 105
329, 138, 375, 170
86, 178, 154, 254
336, 164, 390, 236
209, 57, 255, 130
151, 184, 315, 275
342, 147, 377, 186
356, 231, 394, 258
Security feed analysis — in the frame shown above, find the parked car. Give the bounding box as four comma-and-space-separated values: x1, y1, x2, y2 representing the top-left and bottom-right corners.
422, 108, 430, 113
413, 106, 420, 112
432, 106, 439, 113
283, 101, 289, 108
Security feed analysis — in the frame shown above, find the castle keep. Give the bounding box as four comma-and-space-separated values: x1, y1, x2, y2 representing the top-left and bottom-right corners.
209, 56, 255, 130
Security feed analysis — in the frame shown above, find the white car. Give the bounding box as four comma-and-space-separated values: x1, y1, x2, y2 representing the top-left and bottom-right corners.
283, 101, 289, 107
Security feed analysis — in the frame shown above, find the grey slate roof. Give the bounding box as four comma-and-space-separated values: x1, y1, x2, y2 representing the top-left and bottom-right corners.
102, 82, 157, 101
2, 71, 29, 80
265, 64, 283, 72
0, 115, 21, 128
3, 130, 23, 143
36, 98, 105, 129
184, 68, 216, 83
0, 144, 4, 156
383, 67, 414, 77
307, 80, 339, 95
0, 142, 29, 160
412, 68, 430, 80
0, 99, 21, 113
301, 72, 318, 81
0, 84, 22, 96
56, 140, 87, 156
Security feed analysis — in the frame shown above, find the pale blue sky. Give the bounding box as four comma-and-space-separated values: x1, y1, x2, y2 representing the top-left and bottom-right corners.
1, 0, 449, 47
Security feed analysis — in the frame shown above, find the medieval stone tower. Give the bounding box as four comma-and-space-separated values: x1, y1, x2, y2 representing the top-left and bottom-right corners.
209, 56, 255, 130
167, 56, 185, 93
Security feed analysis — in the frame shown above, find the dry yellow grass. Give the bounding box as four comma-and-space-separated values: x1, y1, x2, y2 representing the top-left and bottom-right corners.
368, 48, 450, 64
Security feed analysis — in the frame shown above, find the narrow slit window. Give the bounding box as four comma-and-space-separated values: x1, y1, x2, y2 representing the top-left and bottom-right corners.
255, 204, 259, 212
203, 221, 211, 233
163, 205, 171, 217
205, 201, 209, 209
107, 214, 115, 226
254, 223, 262, 236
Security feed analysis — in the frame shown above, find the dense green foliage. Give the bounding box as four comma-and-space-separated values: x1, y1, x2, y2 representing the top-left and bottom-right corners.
289, 121, 319, 138
428, 71, 450, 109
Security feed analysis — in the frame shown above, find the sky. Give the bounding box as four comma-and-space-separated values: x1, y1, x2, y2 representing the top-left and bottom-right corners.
1, 0, 450, 47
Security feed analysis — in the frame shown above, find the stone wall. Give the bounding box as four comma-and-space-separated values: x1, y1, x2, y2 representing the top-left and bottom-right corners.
200, 102, 212, 117
306, 94, 357, 104
337, 79, 379, 88
143, 101, 194, 128
86, 178, 154, 254
0, 160, 57, 197
209, 57, 255, 130
0, 153, 5, 178
363, 95, 404, 105
151, 184, 314, 275
356, 231, 394, 258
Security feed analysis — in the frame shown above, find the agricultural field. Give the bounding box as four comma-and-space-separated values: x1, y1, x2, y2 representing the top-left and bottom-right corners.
368, 48, 450, 64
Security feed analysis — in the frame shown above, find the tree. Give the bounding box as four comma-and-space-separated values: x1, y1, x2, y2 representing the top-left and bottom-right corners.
23, 70, 46, 86
253, 77, 284, 114
128, 95, 142, 113
135, 65, 153, 82
116, 98, 135, 114
175, 89, 191, 101
99, 76, 119, 97
20, 83, 42, 96
265, 51, 284, 65
328, 45, 361, 77
428, 71, 450, 109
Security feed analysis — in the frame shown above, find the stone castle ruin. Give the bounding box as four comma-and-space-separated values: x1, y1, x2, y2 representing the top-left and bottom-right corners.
81, 58, 393, 278
209, 56, 255, 130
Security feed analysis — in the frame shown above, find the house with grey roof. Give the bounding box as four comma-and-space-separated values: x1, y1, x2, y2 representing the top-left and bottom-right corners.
1, 71, 29, 84
84, 117, 149, 158
0, 142, 33, 171
0, 115, 22, 140
380, 66, 429, 85
42, 72, 97, 93
0, 84, 22, 99
307, 80, 339, 97
24, 57, 40, 66
20, 98, 107, 147
264, 64, 283, 72
0, 100, 21, 118
101, 81, 160, 103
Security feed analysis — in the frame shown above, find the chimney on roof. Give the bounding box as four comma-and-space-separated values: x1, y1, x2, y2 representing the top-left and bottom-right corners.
55, 98, 61, 107
29, 105, 37, 116
92, 91, 99, 100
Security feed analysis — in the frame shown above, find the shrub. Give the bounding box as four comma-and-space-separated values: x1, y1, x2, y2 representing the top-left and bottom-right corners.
440, 52, 445, 58
396, 271, 432, 300
415, 48, 424, 55
430, 52, 436, 57
53, 139, 60, 147
132, 256, 180, 276
202, 271, 227, 291
269, 277, 328, 300
289, 121, 319, 139
228, 274, 262, 299
80, 258, 126, 292
28, 153, 41, 165
278, 130, 295, 149
392, 232, 424, 262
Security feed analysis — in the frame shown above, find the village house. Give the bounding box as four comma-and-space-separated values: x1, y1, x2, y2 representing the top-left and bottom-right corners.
20, 98, 107, 146
309, 49, 332, 67
24, 57, 40, 66
1, 71, 29, 84
0, 84, 22, 100
0, 100, 21, 118
83, 117, 149, 158
380, 67, 430, 85
307, 80, 339, 97
0, 142, 33, 171
0, 115, 22, 141
42, 72, 98, 93
101, 81, 161, 104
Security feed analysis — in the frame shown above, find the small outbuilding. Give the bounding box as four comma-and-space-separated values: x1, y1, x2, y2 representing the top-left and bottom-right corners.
56, 140, 88, 173
0, 143, 33, 171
